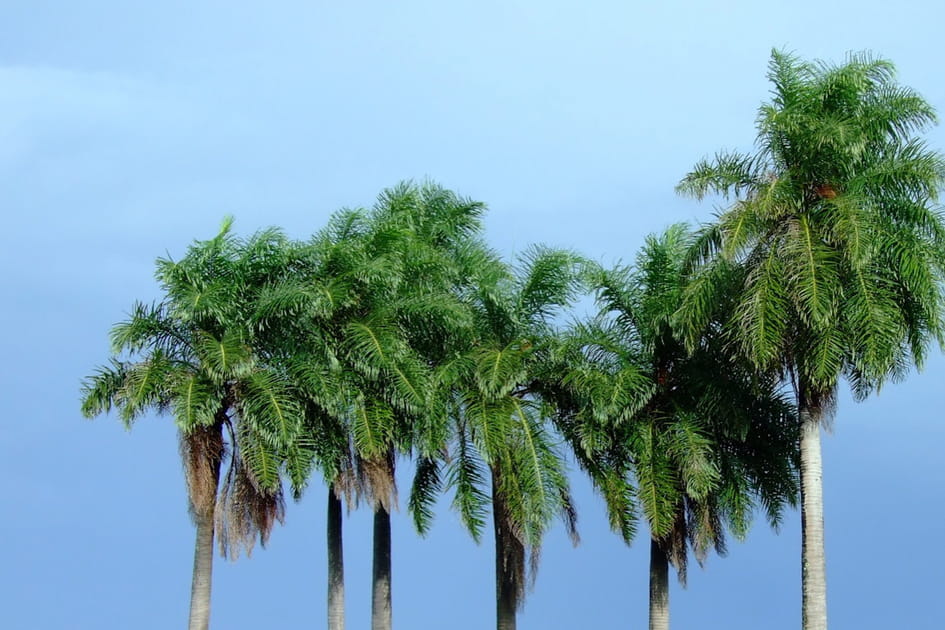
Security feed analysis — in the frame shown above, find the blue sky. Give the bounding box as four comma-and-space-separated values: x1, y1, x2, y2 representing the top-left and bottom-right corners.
2, 1, 944, 628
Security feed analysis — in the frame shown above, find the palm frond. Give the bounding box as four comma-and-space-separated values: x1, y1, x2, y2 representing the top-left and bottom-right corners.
408, 456, 442, 536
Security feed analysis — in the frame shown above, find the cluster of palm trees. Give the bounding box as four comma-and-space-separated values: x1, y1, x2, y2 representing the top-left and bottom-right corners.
81, 51, 945, 630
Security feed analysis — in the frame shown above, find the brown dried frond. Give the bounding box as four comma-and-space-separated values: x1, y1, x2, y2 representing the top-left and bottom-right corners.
357, 451, 398, 512
333, 464, 360, 512
804, 388, 837, 433
815, 184, 837, 199
330, 438, 360, 511
180, 420, 226, 523
215, 455, 286, 560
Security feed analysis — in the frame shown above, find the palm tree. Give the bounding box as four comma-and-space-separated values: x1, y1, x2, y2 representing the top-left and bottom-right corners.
424, 244, 582, 630
251, 208, 373, 630
554, 225, 798, 630
676, 51, 945, 630
81, 221, 304, 630
354, 183, 488, 630
248, 205, 410, 630
254, 182, 487, 630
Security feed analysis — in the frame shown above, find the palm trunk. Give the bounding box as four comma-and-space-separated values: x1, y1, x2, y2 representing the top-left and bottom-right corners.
492, 473, 521, 630
188, 515, 216, 630
648, 539, 670, 630
327, 490, 345, 630
371, 505, 392, 630
800, 402, 827, 630
185, 422, 224, 630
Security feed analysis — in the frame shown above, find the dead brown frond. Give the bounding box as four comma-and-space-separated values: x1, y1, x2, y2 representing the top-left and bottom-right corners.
357, 450, 398, 512
180, 419, 226, 523
333, 444, 361, 512
215, 454, 286, 560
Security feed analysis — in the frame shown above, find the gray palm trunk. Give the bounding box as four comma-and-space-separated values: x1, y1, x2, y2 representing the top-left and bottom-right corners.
800, 403, 827, 630
188, 515, 216, 630
648, 539, 670, 630
327, 490, 345, 630
371, 505, 392, 630
492, 474, 522, 630
186, 423, 224, 630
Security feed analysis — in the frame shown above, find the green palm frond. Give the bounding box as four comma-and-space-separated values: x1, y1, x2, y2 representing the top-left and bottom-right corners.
514, 245, 584, 323
734, 246, 790, 370
108, 302, 185, 355
473, 343, 528, 400
384, 353, 429, 416
408, 456, 442, 536
464, 396, 514, 464
116, 352, 176, 425
252, 279, 334, 329
80, 360, 128, 419
675, 151, 761, 200
631, 421, 682, 539
343, 320, 402, 379
666, 415, 720, 501
194, 329, 254, 383
351, 397, 394, 459
237, 370, 303, 452
784, 214, 840, 327
447, 425, 491, 543
283, 432, 320, 500
170, 372, 222, 430
233, 420, 283, 494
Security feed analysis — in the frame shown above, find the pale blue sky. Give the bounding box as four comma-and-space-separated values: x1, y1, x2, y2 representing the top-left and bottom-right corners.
2, 1, 944, 628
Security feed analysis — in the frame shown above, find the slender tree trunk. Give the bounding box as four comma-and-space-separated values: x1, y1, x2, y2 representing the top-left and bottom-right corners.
648, 539, 670, 630
371, 505, 392, 630
188, 516, 216, 630
327, 490, 345, 630
185, 422, 224, 630
492, 473, 520, 630
800, 402, 827, 630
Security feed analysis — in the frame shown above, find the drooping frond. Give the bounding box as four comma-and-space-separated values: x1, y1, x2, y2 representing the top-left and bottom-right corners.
236, 370, 303, 459
216, 443, 286, 560
194, 329, 255, 384
180, 421, 226, 522
514, 246, 584, 324
408, 456, 442, 536
447, 422, 491, 543
675, 151, 762, 200
170, 372, 223, 431
80, 360, 129, 419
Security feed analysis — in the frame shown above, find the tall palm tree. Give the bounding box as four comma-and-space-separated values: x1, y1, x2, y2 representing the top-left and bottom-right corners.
554, 225, 798, 630
422, 244, 582, 630
355, 183, 488, 630
249, 204, 411, 630
250, 206, 381, 630
81, 221, 304, 630
676, 51, 945, 630
254, 182, 486, 630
